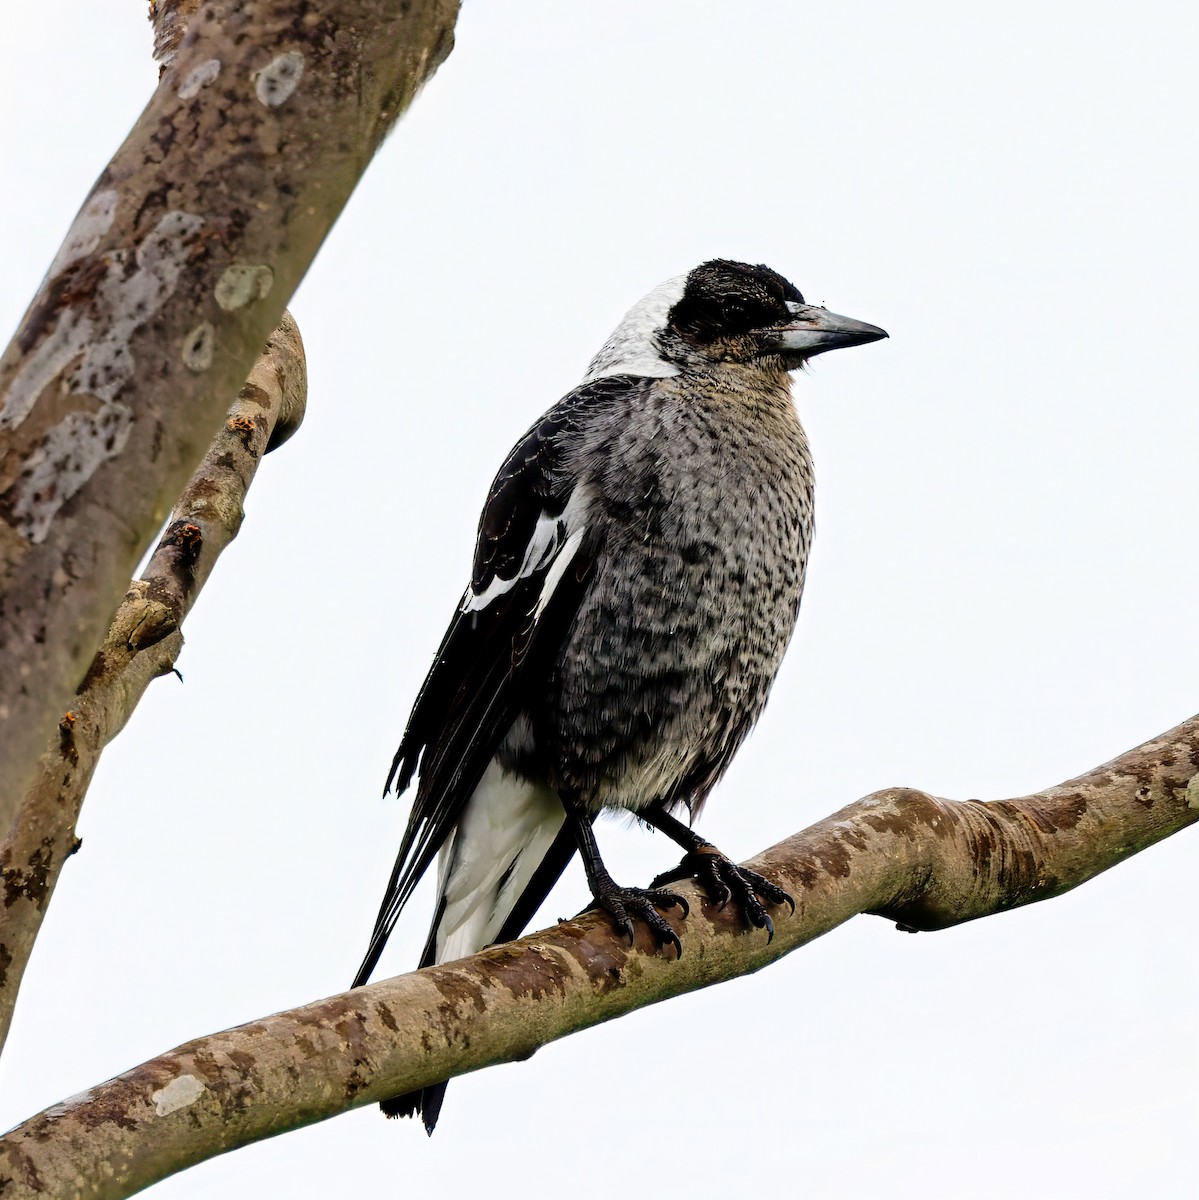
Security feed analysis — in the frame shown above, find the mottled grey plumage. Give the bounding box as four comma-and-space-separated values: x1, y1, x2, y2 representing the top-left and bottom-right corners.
518, 369, 813, 817
354, 260, 886, 1132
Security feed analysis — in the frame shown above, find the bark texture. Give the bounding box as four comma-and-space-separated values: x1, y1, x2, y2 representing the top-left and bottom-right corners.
149, 1, 205, 69
1, 712, 1194, 1199
0, 0, 459, 831
0, 315, 306, 1056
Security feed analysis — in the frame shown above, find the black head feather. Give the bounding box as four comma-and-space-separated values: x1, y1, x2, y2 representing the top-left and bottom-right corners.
666, 260, 805, 347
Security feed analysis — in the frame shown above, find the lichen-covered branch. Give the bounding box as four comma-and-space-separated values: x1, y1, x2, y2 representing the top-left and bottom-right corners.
1, 712, 1194, 1200
0, 0, 459, 831
0, 314, 306, 1057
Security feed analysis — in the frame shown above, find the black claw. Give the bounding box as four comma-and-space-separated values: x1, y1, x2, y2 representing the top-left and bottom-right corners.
707, 874, 733, 909
665, 848, 792, 939
638, 897, 685, 958
587, 884, 686, 957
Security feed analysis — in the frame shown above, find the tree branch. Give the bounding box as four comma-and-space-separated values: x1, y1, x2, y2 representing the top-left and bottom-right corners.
0, 0, 459, 831
1, 712, 1194, 1199
0, 314, 307, 1057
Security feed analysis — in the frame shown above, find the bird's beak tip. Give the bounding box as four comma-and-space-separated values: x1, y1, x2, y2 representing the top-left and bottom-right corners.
772, 307, 888, 357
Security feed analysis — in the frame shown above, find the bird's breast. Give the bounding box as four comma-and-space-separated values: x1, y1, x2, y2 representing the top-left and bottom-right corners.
535, 383, 814, 812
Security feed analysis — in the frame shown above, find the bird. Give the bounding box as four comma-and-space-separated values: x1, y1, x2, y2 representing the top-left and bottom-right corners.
352, 259, 886, 1132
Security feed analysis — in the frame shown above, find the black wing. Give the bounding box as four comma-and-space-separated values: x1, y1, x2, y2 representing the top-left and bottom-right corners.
352, 376, 643, 987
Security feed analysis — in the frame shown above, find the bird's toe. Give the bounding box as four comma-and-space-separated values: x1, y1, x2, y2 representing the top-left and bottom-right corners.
733, 864, 795, 915
673, 848, 793, 938
586, 885, 685, 957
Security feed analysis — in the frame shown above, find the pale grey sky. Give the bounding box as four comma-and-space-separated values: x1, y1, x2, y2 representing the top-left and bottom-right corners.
2, 2, 1197, 1196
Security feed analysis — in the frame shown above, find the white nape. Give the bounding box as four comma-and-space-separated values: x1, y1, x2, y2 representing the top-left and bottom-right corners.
584, 273, 687, 382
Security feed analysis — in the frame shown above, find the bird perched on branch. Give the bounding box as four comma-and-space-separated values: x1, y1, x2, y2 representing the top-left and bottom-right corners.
353, 259, 886, 1132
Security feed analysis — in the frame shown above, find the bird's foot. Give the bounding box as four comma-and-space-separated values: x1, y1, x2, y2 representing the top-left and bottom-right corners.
585, 881, 688, 957
651, 844, 794, 942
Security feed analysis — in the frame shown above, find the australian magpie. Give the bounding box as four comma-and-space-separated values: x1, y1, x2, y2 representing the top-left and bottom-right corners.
353, 259, 887, 1132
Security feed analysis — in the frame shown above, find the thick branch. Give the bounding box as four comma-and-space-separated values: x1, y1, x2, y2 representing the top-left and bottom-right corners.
0, 0, 459, 829
0, 314, 307, 1056
1, 712, 1194, 1199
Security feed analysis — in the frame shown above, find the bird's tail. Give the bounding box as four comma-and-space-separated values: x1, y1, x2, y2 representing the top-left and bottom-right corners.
365, 760, 583, 1134
377, 931, 447, 1131
380, 1081, 449, 1128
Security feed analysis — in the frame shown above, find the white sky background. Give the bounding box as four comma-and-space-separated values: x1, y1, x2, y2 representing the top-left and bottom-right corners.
2, 1, 1198, 1196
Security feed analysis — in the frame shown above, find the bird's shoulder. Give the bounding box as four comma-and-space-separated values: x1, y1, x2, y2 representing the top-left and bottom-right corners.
471, 373, 651, 595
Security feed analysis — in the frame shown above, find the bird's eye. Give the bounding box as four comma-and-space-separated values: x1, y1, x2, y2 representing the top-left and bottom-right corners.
720, 299, 748, 324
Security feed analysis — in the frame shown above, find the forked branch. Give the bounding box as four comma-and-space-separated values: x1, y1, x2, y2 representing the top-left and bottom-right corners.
0, 315, 306, 1056
0, 0, 459, 831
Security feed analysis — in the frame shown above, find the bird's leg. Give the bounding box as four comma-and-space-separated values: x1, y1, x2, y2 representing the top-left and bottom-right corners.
562, 797, 688, 957
644, 807, 794, 942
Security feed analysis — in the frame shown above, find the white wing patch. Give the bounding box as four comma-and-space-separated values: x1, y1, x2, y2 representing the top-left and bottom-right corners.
534, 527, 585, 619
462, 509, 562, 612
462, 484, 593, 615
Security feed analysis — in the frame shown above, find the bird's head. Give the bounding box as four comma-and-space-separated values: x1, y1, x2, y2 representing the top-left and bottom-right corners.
585, 259, 887, 382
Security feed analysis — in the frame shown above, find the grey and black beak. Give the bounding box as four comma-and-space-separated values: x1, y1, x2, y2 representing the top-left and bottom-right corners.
768, 301, 888, 358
